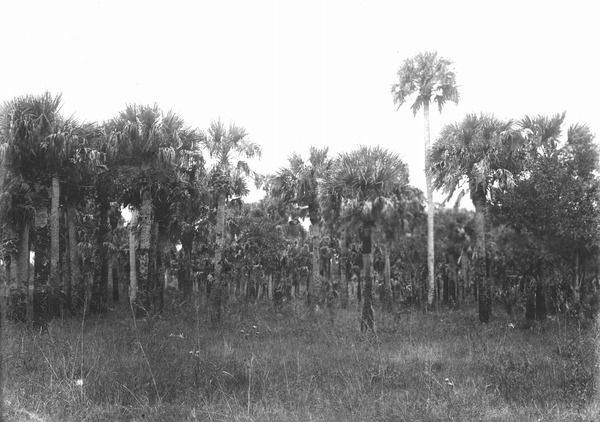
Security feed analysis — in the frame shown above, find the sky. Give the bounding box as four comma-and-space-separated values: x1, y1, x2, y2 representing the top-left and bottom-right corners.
1, 0, 598, 206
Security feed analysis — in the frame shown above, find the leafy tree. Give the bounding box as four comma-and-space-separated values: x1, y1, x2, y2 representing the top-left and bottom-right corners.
106, 104, 198, 316
322, 146, 409, 331
269, 147, 332, 309
391, 51, 460, 309
492, 114, 600, 318
202, 119, 261, 322
430, 113, 526, 322
0, 93, 92, 325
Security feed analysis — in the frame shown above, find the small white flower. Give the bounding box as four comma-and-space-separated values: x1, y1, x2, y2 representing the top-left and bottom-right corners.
508, 323, 515, 329
75, 379, 84, 386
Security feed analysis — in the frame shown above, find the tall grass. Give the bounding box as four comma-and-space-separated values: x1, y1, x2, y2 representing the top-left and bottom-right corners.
1, 294, 598, 421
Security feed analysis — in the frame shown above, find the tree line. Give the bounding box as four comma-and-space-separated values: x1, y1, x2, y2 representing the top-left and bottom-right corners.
1, 55, 599, 332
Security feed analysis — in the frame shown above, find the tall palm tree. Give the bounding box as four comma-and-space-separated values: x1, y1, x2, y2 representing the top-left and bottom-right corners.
203, 119, 261, 322
270, 147, 332, 308
391, 51, 459, 309
107, 104, 196, 315
430, 113, 527, 322
322, 146, 409, 331
0, 92, 82, 324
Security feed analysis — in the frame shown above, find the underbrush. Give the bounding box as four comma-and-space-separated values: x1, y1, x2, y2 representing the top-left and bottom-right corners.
2, 296, 598, 421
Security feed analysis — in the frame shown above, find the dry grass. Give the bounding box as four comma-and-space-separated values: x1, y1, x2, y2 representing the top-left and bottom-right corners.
1, 295, 598, 421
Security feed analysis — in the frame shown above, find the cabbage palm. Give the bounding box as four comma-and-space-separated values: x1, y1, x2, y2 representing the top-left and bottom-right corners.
322, 146, 409, 331
391, 51, 459, 309
270, 147, 332, 308
430, 113, 527, 322
203, 119, 261, 322
0, 92, 83, 323
107, 104, 196, 315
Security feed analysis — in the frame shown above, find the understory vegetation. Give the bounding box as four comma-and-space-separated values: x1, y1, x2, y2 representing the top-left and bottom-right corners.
2, 295, 598, 422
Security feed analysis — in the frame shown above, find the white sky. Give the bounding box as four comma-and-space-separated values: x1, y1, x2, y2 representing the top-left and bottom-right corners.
1, 0, 598, 206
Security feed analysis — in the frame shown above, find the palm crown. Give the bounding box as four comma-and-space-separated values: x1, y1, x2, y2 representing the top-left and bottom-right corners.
391, 51, 459, 115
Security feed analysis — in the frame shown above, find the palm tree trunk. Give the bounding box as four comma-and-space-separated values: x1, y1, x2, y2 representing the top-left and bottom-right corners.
33, 208, 49, 329
91, 199, 109, 314
382, 242, 393, 312
154, 226, 165, 313
137, 190, 153, 316
2, 228, 18, 320
339, 229, 348, 309
180, 228, 194, 297
473, 193, 490, 322
48, 176, 61, 318
309, 220, 321, 308
12, 222, 30, 323
62, 209, 72, 315
360, 226, 374, 332
423, 101, 435, 309
66, 206, 81, 314
210, 192, 227, 322
150, 220, 160, 312
129, 209, 138, 305
107, 249, 113, 308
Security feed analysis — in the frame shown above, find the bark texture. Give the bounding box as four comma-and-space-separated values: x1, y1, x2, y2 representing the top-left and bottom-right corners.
423, 101, 435, 308
360, 226, 375, 332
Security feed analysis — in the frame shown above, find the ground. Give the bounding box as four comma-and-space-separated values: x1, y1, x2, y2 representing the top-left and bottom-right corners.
1, 294, 598, 421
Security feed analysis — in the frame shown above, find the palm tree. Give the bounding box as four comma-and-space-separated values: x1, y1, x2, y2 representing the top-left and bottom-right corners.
270, 147, 332, 308
322, 146, 409, 331
0, 92, 81, 324
203, 119, 262, 322
391, 51, 459, 309
107, 104, 197, 315
430, 113, 527, 322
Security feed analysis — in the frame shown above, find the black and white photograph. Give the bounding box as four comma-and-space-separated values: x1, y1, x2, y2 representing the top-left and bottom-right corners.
1, 1, 599, 420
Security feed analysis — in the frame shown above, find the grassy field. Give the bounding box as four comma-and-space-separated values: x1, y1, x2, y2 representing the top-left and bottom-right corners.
1, 295, 599, 422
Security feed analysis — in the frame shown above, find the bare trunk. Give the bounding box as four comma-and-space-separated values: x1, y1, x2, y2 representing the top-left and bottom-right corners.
91, 199, 109, 314
62, 209, 72, 315
12, 222, 30, 323
210, 192, 226, 322
48, 176, 61, 318
150, 220, 160, 312
129, 209, 138, 304
154, 225, 165, 313
339, 229, 348, 309
309, 221, 321, 308
423, 101, 435, 309
33, 207, 49, 329
382, 242, 393, 312
360, 226, 375, 332
137, 190, 153, 316
107, 249, 114, 308
572, 250, 583, 318
472, 188, 491, 323
180, 228, 194, 297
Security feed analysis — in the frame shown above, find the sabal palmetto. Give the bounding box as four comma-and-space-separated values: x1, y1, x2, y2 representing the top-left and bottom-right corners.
270, 147, 332, 308
202, 119, 262, 322
430, 113, 527, 322
391, 51, 459, 309
0, 92, 89, 325
107, 104, 197, 315
322, 146, 409, 332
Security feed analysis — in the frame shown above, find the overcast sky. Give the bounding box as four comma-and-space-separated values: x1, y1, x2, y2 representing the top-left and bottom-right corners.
1, 0, 598, 205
